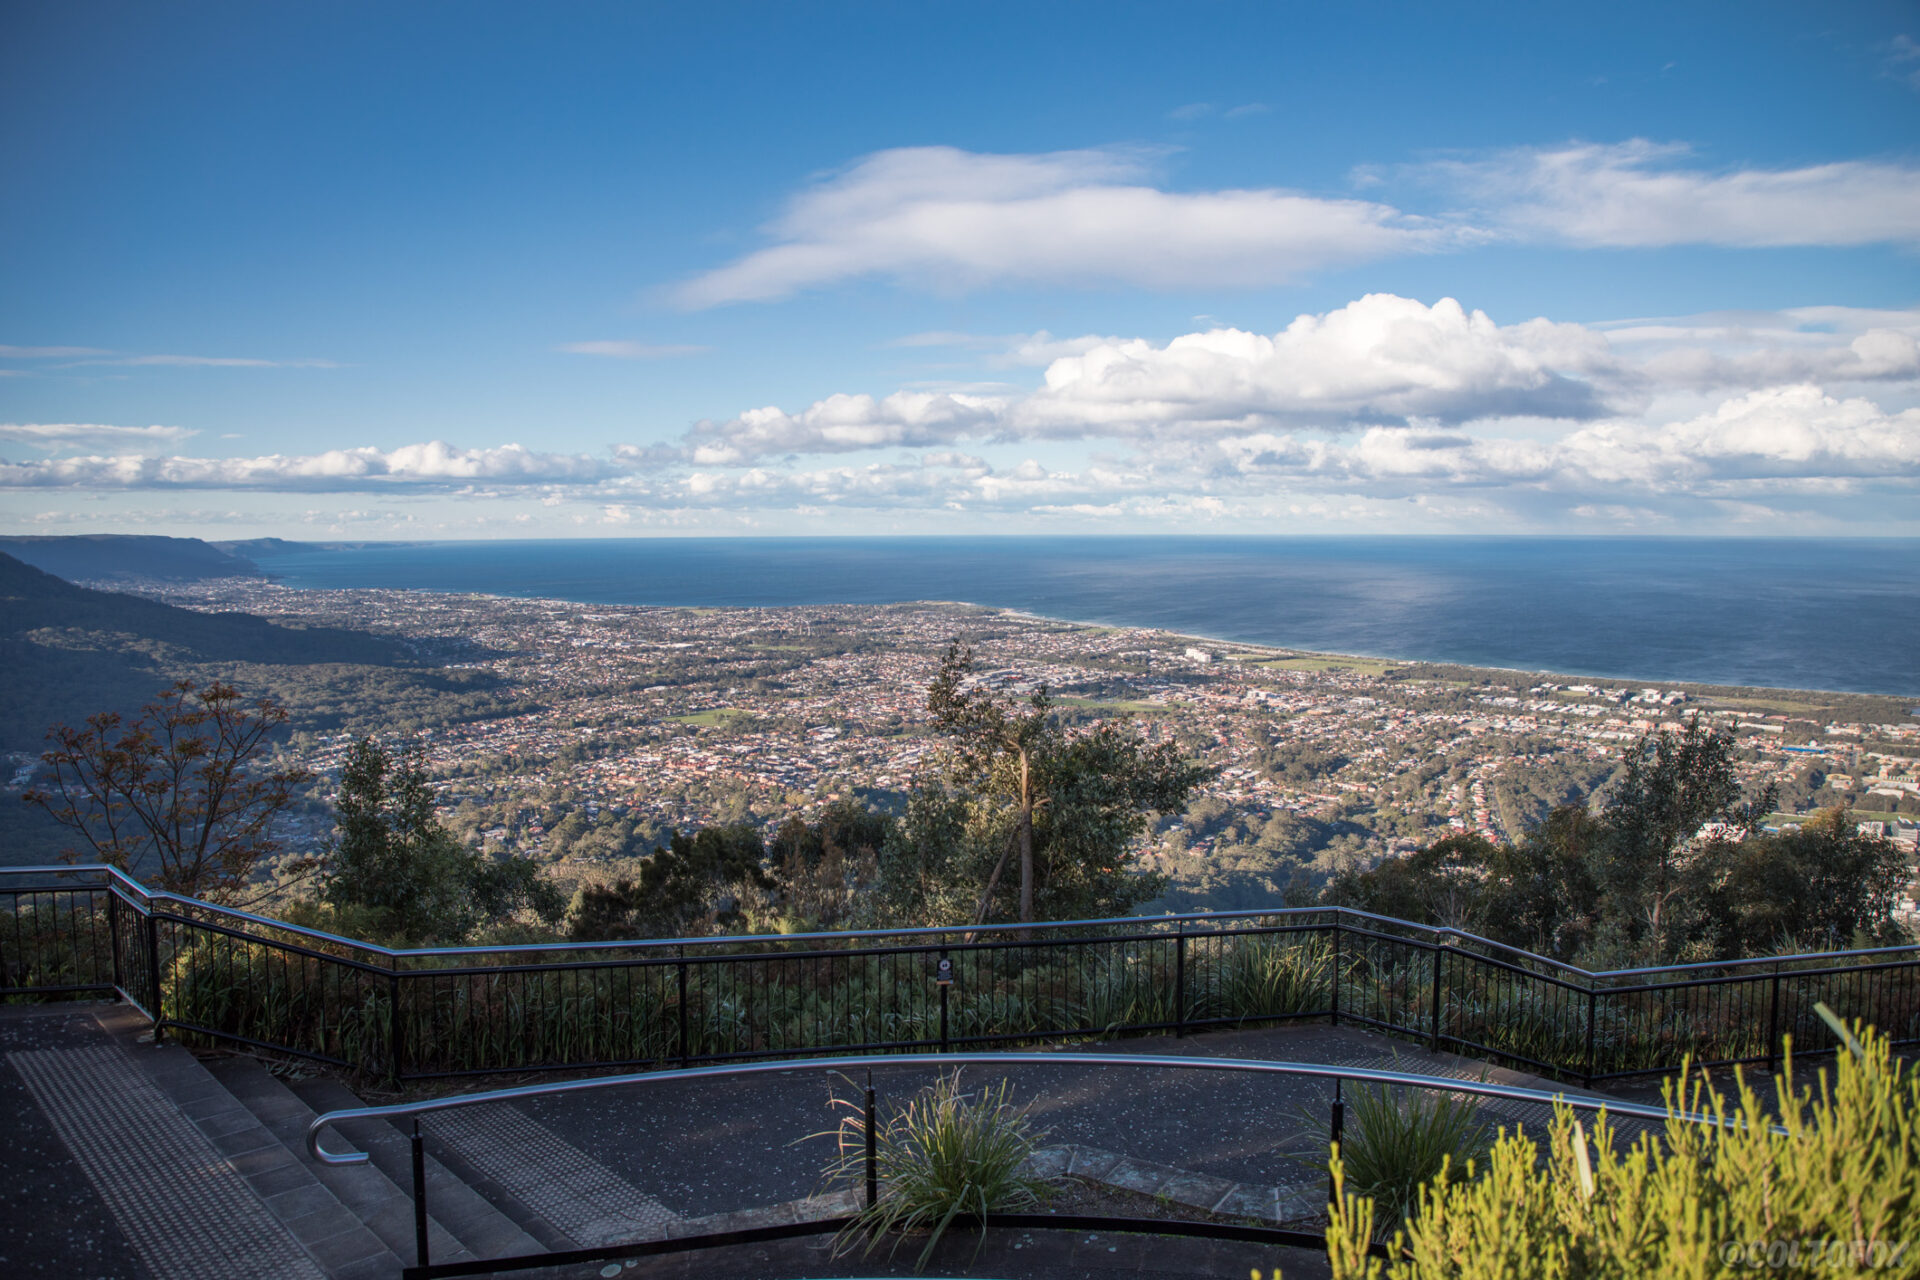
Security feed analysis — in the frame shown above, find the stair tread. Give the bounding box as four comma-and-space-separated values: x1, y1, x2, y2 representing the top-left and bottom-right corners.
202, 1055, 477, 1267
291, 1074, 550, 1262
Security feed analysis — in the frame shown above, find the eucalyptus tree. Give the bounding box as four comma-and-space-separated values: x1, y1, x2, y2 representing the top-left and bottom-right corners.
893, 643, 1208, 927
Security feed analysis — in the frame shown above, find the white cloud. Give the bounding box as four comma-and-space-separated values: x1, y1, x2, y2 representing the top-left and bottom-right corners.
0, 422, 200, 453
8, 298, 1915, 532
0, 441, 619, 490
1018, 294, 1619, 433
557, 341, 709, 359
681, 391, 1008, 465
671, 146, 1452, 307
687, 295, 1623, 460
1425, 141, 1920, 248
1191, 385, 1920, 498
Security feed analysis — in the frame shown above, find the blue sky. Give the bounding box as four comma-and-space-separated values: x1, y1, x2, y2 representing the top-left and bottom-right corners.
3, 1, 1917, 537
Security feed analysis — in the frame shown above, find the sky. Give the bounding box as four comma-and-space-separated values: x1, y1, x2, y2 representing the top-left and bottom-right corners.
2, 1, 1918, 539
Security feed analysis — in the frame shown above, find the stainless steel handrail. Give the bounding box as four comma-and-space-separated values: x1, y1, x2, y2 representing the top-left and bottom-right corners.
304, 1050, 1757, 1167
12, 864, 1916, 982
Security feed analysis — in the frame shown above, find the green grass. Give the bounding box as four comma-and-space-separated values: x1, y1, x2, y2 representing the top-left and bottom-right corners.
1054, 696, 1162, 714
1256, 655, 1399, 676
1768, 809, 1906, 827
668, 707, 753, 727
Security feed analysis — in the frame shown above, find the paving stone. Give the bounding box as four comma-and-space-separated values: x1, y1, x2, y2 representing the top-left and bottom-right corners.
1064, 1144, 1122, 1180
1157, 1169, 1238, 1211
1214, 1182, 1281, 1221
1100, 1156, 1174, 1196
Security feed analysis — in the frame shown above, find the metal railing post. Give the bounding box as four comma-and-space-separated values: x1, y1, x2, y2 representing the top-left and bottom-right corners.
387, 968, 404, 1085
411, 1118, 430, 1269
1583, 984, 1598, 1087
1330, 918, 1341, 1027
938, 949, 950, 1053
1766, 961, 1784, 1075
1327, 1077, 1344, 1209
676, 950, 690, 1068
1429, 943, 1443, 1052
1174, 927, 1187, 1037
863, 1069, 878, 1210
107, 891, 124, 995
144, 907, 165, 1045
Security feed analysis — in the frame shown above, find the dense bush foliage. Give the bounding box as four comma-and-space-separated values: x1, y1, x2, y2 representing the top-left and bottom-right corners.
1325, 717, 1908, 966
1318, 1021, 1920, 1279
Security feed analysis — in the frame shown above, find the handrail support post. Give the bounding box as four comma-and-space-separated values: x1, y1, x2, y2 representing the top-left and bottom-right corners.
1429, 942, 1443, 1052
863, 1069, 878, 1210
1327, 1076, 1344, 1209
1174, 926, 1187, 1037
144, 905, 165, 1045
1767, 961, 1784, 1075
411, 1118, 430, 1268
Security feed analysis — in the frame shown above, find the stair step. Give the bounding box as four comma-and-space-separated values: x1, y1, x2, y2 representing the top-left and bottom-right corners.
77, 1004, 402, 1280
289, 1075, 548, 1263
201, 1055, 477, 1269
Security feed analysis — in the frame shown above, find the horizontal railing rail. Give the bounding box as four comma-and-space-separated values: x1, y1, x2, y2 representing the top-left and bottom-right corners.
5, 864, 1917, 1087
305, 1050, 1773, 1279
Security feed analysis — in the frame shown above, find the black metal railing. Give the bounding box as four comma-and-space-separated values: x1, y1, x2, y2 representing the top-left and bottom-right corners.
306, 1050, 1759, 1280
5, 864, 1918, 1085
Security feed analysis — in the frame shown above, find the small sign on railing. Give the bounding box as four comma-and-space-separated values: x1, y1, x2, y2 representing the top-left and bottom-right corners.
934, 957, 954, 987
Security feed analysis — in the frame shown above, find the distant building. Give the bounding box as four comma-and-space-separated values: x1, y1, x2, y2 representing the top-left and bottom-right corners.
1185, 646, 1216, 663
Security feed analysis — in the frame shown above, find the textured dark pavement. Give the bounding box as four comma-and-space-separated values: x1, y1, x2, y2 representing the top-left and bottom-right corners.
0, 1006, 153, 1279
499, 1021, 1577, 1220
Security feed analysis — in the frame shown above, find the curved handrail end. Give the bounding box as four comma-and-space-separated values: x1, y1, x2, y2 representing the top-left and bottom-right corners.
304, 1115, 370, 1166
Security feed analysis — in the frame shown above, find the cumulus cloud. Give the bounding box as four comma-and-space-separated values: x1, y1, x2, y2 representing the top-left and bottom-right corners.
671, 146, 1451, 306
1192, 386, 1920, 498
686, 295, 1623, 461
0, 441, 620, 490
9, 296, 1916, 531
1425, 141, 1920, 248
681, 391, 1008, 464
0, 423, 199, 452
1019, 295, 1619, 431
1592, 305, 1920, 391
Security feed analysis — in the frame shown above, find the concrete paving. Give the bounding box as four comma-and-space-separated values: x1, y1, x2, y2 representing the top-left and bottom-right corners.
481, 1020, 1625, 1221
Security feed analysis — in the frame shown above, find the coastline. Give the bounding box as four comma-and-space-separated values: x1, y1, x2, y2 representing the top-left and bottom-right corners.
251, 575, 1920, 709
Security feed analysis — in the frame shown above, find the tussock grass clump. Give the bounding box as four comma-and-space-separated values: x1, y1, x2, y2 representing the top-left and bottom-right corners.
1305, 1077, 1493, 1233
1210, 933, 1333, 1022
823, 1070, 1054, 1270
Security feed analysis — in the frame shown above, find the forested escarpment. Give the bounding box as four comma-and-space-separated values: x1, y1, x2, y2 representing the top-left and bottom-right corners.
0, 554, 529, 754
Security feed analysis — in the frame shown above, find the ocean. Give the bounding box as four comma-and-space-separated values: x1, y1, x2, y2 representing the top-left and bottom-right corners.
258, 537, 1920, 697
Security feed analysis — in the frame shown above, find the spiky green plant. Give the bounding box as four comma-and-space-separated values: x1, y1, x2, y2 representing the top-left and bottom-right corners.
1319, 1019, 1920, 1279
1299, 1071, 1493, 1233
822, 1070, 1054, 1270
1210, 933, 1333, 1022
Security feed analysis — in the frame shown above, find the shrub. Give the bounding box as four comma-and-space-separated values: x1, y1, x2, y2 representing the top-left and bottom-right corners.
1317, 1018, 1920, 1278
1209, 932, 1332, 1022
1302, 1075, 1493, 1232
823, 1070, 1054, 1270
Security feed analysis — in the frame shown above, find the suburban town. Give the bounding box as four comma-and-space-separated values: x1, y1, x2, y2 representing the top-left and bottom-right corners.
44, 575, 1916, 920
